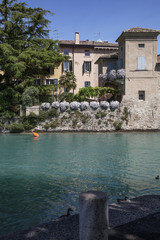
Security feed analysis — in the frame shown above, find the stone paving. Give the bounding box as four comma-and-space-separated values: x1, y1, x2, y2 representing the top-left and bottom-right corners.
1, 195, 160, 240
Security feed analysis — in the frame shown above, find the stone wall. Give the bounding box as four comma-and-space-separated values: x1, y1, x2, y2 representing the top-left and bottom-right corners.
35, 98, 160, 132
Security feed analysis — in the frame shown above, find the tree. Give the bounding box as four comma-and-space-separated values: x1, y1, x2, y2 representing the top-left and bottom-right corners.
0, 0, 65, 87
22, 86, 39, 107
59, 71, 77, 93
0, 0, 66, 115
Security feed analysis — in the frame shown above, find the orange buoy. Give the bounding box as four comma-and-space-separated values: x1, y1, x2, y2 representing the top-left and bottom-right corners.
32, 131, 39, 137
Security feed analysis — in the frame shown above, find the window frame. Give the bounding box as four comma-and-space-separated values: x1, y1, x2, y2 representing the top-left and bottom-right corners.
138, 44, 145, 48
85, 50, 90, 57
83, 61, 91, 74
137, 56, 145, 70
84, 81, 91, 87
138, 90, 145, 100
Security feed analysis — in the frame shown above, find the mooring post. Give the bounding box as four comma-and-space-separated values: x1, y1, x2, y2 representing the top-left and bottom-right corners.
79, 191, 109, 240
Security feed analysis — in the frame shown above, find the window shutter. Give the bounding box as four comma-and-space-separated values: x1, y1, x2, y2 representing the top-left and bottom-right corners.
137, 56, 145, 70
82, 62, 84, 75
137, 57, 141, 70
141, 56, 145, 70
69, 61, 72, 71
89, 61, 91, 72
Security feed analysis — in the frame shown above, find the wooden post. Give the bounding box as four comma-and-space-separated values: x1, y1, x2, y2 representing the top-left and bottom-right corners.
79, 191, 109, 240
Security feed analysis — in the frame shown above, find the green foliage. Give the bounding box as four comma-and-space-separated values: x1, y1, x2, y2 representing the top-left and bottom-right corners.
0, 0, 66, 116
48, 108, 59, 118
8, 123, 24, 133
59, 71, 77, 93
21, 112, 38, 130
59, 92, 75, 102
95, 111, 107, 119
72, 119, 78, 128
22, 86, 39, 107
98, 120, 101, 125
38, 110, 49, 122
50, 120, 59, 128
121, 107, 130, 125
75, 87, 120, 102
81, 114, 90, 124
44, 122, 50, 130
0, 87, 21, 116
113, 121, 123, 131
38, 85, 57, 103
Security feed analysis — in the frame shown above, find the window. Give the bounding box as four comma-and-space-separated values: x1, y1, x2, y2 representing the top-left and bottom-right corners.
85, 81, 91, 87
137, 56, 145, 70
63, 61, 69, 71
138, 44, 145, 48
83, 61, 91, 73
85, 50, 90, 56
63, 61, 72, 72
35, 79, 41, 85
47, 67, 54, 75
53, 79, 58, 85
64, 49, 69, 55
138, 91, 145, 100
45, 79, 57, 85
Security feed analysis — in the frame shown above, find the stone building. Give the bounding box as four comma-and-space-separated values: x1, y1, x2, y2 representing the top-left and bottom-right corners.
59, 32, 118, 93
116, 27, 160, 101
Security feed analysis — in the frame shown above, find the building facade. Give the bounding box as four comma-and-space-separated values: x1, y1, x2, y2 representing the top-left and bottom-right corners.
59, 32, 118, 93
116, 27, 160, 101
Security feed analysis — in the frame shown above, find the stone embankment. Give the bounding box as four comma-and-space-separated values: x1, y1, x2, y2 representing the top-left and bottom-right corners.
35, 96, 160, 132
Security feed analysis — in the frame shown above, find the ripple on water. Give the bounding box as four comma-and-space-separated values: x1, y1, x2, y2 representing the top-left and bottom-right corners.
0, 132, 160, 236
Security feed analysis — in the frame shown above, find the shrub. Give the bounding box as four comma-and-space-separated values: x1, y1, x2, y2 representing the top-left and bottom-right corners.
81, 114, 89, 124
72, 119, 78, 128
38, 110, 49, 122
113, 121, 123, 130
50, 120, 59, 128
48, 108, 59, 118
9, 123, 24, 133
95, 111, 106, 119
22, 86, 39, 107
44, 122, 50, 130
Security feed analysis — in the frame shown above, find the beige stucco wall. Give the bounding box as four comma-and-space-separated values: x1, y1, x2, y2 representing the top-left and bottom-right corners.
61, 47, 117, 93
119, 37, 159, 101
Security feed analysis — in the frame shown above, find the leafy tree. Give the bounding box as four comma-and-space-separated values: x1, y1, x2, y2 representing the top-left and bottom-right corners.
22, 86, 39, 107
59, 71, 77, 93
0, 0, 66, 116
0, 0, 65, 86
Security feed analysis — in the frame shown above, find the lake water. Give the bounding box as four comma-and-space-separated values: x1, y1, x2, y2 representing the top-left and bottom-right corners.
0, 132, 160, 236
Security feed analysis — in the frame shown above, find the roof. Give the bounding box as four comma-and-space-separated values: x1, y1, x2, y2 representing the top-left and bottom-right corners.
116, 27, 160, 42
124, 27, 160, 33
95, 53, 118, 64
59, 40, 118, 48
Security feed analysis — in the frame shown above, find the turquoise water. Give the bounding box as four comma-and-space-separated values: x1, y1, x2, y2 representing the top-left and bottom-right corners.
0, 132, 160, 236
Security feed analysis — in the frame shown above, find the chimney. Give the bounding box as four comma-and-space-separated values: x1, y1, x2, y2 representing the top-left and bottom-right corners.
75, 32, 79, 44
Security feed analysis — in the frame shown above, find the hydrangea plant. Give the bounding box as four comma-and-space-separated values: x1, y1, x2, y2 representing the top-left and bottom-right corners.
52, 101, 60, 109
70, 101, 80, 110
100, 101, 109, 110
90, 101, 99, 110
60, 102, 70, 112
110, 101, 120, 111
80, 102, 89, 111
41, 102, 51, 110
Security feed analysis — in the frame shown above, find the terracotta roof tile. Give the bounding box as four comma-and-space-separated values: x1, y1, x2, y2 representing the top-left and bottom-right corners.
124, 27, 160, 33
59, 40, 118, 47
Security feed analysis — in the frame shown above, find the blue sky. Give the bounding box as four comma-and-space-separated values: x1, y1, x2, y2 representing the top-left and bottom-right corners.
24, 0, 160, 53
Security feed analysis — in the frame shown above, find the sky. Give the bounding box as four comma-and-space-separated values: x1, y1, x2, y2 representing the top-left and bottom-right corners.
20, 0, 160, 53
